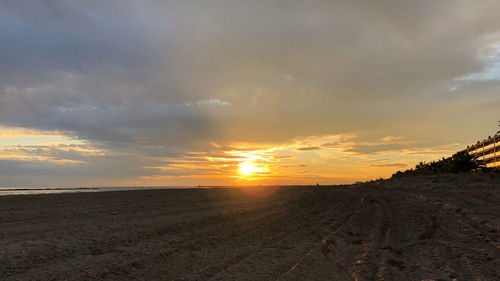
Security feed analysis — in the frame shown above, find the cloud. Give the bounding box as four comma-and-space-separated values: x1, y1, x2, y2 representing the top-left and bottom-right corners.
195, 99, 230, 106
346, 141, 463, 156
382, 136, 406, 142
0, 144, 104, 164
1, 1, 500, 185
297, 146, 321, 151
347, 144, 406, 155
370, 163, 408, 168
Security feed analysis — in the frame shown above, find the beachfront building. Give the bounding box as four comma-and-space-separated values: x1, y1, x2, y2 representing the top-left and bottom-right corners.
466, 133, 500, 169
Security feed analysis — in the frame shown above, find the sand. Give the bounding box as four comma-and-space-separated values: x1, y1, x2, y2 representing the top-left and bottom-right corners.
1, 174, 499, 280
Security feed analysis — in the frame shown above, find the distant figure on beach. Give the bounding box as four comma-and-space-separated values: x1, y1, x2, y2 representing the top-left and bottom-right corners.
316, 183, 319, 188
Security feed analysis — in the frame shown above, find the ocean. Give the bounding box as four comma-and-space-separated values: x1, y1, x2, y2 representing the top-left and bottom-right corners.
0, 186, 201, 196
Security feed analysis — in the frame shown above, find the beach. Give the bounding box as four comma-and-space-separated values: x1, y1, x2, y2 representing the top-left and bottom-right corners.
1, 175, 499, 280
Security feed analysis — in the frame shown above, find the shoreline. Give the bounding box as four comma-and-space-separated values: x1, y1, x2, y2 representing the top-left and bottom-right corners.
1, 172, 498, 197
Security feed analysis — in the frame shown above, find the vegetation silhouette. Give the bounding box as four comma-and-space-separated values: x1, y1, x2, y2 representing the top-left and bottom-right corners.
391, 151, 479, 178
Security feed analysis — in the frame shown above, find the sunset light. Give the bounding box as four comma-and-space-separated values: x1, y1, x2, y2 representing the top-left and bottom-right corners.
2, 2, 499, 280
238, 161, 265, 177
0, 1, 498, 188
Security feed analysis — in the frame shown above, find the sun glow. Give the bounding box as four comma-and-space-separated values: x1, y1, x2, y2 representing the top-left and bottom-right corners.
147, 133, 432, 184
238, 161, 265, 177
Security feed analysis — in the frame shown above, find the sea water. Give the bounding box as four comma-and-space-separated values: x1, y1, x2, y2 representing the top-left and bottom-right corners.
0, 186, 200, 196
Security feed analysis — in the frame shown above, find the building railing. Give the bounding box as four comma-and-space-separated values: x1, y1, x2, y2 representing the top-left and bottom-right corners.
462, 133, 500, 168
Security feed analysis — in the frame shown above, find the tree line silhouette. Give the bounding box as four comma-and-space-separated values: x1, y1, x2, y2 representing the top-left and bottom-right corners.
391, 151, 479, 178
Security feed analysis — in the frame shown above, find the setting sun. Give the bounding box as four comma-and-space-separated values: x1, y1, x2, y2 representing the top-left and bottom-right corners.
238, 162, 264, 177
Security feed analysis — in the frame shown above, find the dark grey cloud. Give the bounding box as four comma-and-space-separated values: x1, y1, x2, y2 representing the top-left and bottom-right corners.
370, 163, 407, 168
297, 147, 321, 151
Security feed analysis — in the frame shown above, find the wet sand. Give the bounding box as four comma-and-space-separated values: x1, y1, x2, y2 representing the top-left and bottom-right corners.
1, 174, 499, 280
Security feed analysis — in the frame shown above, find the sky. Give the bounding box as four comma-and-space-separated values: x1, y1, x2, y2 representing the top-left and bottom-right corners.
1, 0, 500, 187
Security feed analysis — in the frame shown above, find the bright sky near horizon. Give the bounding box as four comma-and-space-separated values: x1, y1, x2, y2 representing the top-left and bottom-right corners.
0, 0, 499, 187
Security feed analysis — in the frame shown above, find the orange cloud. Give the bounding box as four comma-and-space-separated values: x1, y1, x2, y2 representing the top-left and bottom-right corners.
0, 126, 105, 165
